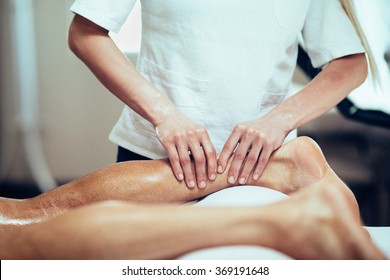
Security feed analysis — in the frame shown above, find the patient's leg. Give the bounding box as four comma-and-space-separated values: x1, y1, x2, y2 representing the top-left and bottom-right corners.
0, 136, 329, 221
1, 175, 384, 260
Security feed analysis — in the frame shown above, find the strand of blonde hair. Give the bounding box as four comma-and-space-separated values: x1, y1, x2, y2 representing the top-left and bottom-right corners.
339, 0, 379, 84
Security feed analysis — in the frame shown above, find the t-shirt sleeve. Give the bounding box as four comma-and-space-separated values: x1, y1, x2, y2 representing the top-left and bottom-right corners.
302, 0, 365, 68
70, 0, 137, 33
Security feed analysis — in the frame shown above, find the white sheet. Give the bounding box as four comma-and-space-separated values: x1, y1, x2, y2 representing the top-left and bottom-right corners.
179, 186, 390, 260
365, 227, 390, 258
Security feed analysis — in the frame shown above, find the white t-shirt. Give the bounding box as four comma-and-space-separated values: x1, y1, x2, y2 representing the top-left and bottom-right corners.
71, 0, 365, 159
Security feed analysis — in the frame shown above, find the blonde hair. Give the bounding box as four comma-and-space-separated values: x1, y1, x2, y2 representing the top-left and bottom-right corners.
339, 0, 379, 83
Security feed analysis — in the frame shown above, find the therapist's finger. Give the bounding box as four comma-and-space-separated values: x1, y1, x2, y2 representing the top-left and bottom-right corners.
217, 130, 241, 174
237, 144, 262, 185
200, 134, 217, 181
177, 143, 196, 189
227, 139, 252, 185
252, 145, 273, 181
165, 144, 184, 182
189, 143, 207, 189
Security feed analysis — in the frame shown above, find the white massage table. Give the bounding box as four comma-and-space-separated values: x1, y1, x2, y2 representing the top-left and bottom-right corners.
179, 186, 390, 260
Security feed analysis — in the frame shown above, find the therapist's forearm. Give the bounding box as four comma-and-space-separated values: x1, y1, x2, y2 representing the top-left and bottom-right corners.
68, 15, 175, 127
266, 53, 368, 133
68, 15, 219, 190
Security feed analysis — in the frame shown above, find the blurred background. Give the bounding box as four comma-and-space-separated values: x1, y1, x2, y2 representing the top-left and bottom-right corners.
1, 0, 389, 225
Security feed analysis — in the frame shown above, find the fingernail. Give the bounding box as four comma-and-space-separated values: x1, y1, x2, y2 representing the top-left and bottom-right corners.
178, 173, 184, 180
239, 177, 246, 185
199, 181, 206, 189
218, 165, 223, 173
210, 173, 216, 180
228, 176, 235, 184
189, 181, 196, 188
253, 174, 259, 180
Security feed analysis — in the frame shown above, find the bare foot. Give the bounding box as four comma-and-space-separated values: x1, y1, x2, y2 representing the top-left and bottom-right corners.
248, 136, 329, 194
264, 178, 386, 259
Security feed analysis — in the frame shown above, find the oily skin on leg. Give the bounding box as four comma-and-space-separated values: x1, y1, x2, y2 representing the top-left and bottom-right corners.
0, 177, 385, 260
0, 136, 326, 222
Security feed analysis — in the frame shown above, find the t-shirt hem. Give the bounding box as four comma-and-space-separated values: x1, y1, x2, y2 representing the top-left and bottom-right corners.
109, 132, 168, 160
311, 47, 366, 69
70, 3, 123, 33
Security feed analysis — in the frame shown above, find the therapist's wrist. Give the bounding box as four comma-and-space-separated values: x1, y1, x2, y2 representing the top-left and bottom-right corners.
132, 85, 177, 128
261, 111, 294, 136
149, 98, 179, 128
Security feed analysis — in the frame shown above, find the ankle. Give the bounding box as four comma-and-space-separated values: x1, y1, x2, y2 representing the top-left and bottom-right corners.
0, 197, 36, 220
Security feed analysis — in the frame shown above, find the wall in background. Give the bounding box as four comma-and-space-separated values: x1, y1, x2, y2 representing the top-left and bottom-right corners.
1, 0, 123, 183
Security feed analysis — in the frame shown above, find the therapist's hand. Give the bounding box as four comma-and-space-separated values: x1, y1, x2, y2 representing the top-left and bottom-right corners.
217, 117, 287, 185
155, 109, 217, 189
